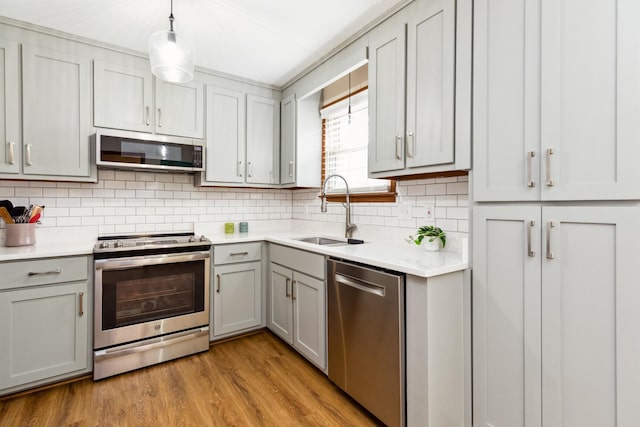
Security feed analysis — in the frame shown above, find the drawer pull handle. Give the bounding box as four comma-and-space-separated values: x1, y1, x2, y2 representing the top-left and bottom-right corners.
216, 274, 221, 293
527, 220, 536, 257
291, 280, 297, 300
145, 106, 150, 126
527, 151, 536, 187
157, 108, 162, 127
546, 220, 556, 260
79, 292, 84, 316
407, 132, 414, 158
395, 135, 403, 160
285, 278, 291, 298
8, 141, 15, 165
545, 148, 555, 187
28, 269, 62, 276
26, 144, 32, 166
230, 252, 249, 256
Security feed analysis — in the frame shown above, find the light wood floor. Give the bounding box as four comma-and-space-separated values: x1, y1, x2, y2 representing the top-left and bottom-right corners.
0, 330, 382, 427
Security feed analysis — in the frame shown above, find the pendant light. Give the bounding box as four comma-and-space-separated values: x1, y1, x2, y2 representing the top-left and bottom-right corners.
148, 0, 195, 84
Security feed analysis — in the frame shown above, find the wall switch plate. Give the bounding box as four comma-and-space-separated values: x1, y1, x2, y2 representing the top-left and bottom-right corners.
399, 202, 412, 219
425, 202, 435, 220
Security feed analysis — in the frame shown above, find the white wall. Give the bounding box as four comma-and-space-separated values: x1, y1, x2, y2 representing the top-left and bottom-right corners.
0, 172, 468, 248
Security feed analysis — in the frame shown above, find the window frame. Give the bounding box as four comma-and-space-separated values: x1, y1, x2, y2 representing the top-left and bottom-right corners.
320, 87, 396, 203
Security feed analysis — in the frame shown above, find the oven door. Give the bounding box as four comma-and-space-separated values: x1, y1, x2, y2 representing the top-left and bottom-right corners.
94, 251, 210, 350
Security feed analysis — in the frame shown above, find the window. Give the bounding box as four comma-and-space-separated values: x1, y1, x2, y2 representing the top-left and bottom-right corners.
321, 85, 395, 203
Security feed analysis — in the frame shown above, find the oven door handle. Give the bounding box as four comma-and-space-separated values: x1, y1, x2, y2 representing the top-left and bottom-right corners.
95, 251, 210, 271
94, 328, 209, 361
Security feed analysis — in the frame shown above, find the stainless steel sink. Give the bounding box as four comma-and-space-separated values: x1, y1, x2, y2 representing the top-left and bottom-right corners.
295, 236, 346, 246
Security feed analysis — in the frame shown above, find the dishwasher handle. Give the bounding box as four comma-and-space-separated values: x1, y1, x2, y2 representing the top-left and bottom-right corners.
334, 273, 385, 297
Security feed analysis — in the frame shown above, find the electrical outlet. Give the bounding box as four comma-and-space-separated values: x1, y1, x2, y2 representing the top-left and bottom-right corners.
425, 202, 435, 220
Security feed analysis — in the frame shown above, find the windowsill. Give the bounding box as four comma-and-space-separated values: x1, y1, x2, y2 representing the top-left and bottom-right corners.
322, 191, 397, 203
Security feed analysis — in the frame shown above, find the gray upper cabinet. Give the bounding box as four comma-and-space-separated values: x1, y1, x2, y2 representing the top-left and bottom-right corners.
94, 60, 204, 139
22, 45, 93, 179
473, 0, 640, 202
246, 94, 279, 185
94, 61, 154, 133
0, 38, 19, 175
202, 86, 246, 184
279, 94, 296, 185
155, 79, 204, 139
369, 0, 456, 177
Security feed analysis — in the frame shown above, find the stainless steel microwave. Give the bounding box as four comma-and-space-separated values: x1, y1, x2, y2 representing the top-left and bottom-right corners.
94, 130, 204, 172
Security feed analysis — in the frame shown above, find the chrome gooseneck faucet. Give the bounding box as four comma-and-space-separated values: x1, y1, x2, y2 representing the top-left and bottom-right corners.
320, 174, 356, 239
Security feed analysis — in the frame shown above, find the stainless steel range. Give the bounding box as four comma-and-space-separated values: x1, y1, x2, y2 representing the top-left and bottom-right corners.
93, 232, 211, 380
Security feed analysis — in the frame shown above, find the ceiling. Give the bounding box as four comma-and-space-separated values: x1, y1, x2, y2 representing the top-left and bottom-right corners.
0, 0, 404, 87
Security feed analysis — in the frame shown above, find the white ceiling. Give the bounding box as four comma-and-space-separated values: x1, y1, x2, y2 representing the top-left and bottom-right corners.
0, 0, 404, 87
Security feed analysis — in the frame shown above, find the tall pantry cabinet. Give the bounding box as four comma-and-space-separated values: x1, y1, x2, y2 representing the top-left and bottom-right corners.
472, 1, 640, 427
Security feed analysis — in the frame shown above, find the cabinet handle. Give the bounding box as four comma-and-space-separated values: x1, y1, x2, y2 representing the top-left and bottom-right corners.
26, 144, 32, 166
157, 108, 162, 127
145, 106, 150, 126
237, 161, 243, 177
247, 161, 252, 178
79, 292, 84, 317
285, 278, 291, 298
7, 141, 15, 165
28, 269, 62, 276
289, 161, 294, 178
291, 280, 297, 300
527, 151, 536, 187
216, 274, 221, 293
546, 221, 556, 259
395, 135, 403, 160
545, 148, 554, 187
406, 132, 414, 158
229, 252, 249, 256
527, 220, 536, 257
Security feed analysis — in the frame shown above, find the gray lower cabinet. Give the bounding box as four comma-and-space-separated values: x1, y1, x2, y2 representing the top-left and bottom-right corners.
0, 256, 91, 395
211, 242, 263, 339
268, 244, 326, 370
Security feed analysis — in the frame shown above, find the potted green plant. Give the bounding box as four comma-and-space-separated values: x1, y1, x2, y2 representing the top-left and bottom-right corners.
407, 225, 446, 251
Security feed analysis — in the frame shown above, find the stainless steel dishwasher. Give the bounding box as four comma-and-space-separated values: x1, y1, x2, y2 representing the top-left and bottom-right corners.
327, 258, 405, 427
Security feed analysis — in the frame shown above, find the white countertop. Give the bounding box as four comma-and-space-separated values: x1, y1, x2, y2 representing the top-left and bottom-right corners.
0, 228, 468, 278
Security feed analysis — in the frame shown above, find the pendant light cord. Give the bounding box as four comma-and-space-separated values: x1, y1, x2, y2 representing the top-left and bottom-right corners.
169, 0, 175, 32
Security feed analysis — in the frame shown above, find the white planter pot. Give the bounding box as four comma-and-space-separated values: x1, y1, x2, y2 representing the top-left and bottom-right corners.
422, 238, 441, 252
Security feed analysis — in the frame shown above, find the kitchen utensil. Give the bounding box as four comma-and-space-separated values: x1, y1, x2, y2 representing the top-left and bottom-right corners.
29, 213, 41, 223
0, 200, 13, 215
0, 207, 15, 224
11, 206, 25, 217
29, 205, 43, 222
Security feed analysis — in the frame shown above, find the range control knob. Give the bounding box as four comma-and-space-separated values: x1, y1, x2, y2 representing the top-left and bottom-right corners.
115, 240, 124, 248
188, 236, 197, 243
200, 236, 208, 242
99, 241, 110, 249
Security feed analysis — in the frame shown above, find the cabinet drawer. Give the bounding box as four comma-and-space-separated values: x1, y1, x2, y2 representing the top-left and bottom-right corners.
270, 244, 325, 280
214, 242, 261, 265
0, 256, 89, 291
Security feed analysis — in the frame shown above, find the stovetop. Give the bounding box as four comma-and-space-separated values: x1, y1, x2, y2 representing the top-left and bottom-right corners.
93, 232, 211, 253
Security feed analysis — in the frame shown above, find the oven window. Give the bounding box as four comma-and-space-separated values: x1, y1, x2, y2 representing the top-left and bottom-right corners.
101, 260, 205, 329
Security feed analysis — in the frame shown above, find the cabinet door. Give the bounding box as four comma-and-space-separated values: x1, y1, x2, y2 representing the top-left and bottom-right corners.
473, 205, 542, 427
541, 206, 640, 427
540, 0, 640, 201
213, 262, 262, 337
204, 86, 245, 184
0, 38, 19, 174
405, 0, 455, 169
94, 61, 154, 133
268, 263, 293, 344
280, 94, 296, 185
292, 271, 326, 370
368, 25, 406, 173
155, 79, 204, 139
0, 282, 88, 389
246, 94, 279, 184
22, 46, 92, 178
473, 0, 541, 202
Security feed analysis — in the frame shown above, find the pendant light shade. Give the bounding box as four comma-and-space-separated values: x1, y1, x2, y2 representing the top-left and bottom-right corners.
148, 0, 194, 84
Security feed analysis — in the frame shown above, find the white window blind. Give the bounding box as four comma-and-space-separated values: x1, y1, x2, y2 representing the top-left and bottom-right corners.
321, 90, 389, 193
